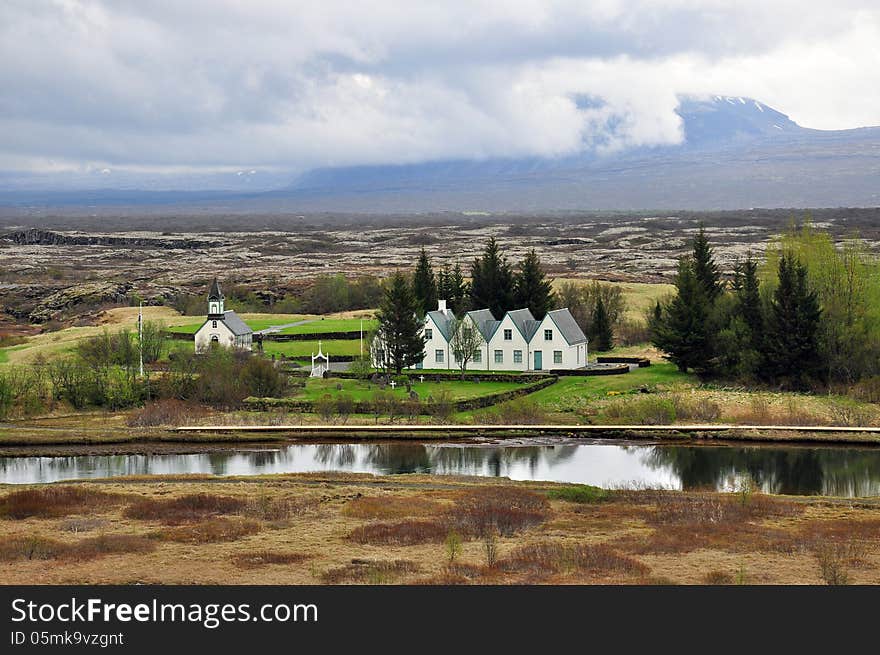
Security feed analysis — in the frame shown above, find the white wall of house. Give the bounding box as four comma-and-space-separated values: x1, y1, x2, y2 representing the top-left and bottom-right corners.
532, 314, 585, 370
486, 314, 531, 372
194, 320, 236, 352
422, 313, 452, 370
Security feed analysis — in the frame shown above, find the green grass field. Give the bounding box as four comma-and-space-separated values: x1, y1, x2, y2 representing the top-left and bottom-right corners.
296, 377, 521, 403
277, 318, 377, 335
262, 339, 364, 358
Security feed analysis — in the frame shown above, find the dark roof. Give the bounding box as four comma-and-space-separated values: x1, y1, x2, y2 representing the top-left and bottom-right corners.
507, 308, 539, 341
546, 308, 587, 345
466, 309, 498, 341
208, 278, 223, 301
220, 310, 252, 336
426, 310, 454, 340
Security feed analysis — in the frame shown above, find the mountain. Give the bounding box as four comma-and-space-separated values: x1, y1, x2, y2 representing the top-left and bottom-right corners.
2, 96, 879, 210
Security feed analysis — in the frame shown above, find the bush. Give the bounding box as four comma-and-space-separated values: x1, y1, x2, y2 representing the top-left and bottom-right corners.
546, 485, 609, 504
231, 551, 311, 569
348, 520, 449, 546
448, 488, 549, 538
427, 389, 454, 424
488, 397, 547, 425
156, 518, 261, 544
670, 394, 721, 422
321, 559, 418, 584
0, 486, 124, 520
600, 396, 677, 425
0, 536, 66, 561
123, 494, 247, 524
127, 399, 209, 427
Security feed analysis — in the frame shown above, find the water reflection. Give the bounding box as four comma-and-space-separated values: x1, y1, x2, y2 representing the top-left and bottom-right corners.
1, 442, 879, 497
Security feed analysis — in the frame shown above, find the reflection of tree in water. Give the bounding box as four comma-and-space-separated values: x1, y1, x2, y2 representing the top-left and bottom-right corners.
425, 445, 579, 478
641, 446, 880, 496
313, 445, 358, 468
242, 450, 283, 468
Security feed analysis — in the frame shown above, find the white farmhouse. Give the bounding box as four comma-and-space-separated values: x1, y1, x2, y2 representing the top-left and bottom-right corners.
193, 279, 253, 352
414, 300, 587, 372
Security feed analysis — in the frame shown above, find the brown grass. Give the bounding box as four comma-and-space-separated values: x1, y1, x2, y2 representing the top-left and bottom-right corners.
65, 534, 157, 560
342, 495, 442, 519
500, 542, 650, 580
321, 559, 419, 584
0, 535, 67, 561
230, 551, 312, 569
448, 487, 550, 538
127, 399, 210, 427
348, 520, 448, 546
155, 518, 261, 544
124, 493, 247, 524
647, 492, 802, 526
703, 570, 735, 584
0, 485, 124, 519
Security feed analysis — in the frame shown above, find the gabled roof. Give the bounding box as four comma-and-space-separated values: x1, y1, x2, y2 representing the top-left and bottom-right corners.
465, 308, 498, 341
507, 308, 540, 341
208, 278, 223, 301
220, 310, 252, 336
426, 310, 454, 340
545, 308, 587, 345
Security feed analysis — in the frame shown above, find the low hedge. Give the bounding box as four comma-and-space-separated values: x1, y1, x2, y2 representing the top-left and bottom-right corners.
596, 356, 651, 368
330, 370, 550, 383
243, 376, 557, 414
556, 365, 631, 376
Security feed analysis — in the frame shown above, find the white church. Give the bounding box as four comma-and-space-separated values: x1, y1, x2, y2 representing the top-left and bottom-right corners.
377, 300, 588, 372
193, 279, 254, 352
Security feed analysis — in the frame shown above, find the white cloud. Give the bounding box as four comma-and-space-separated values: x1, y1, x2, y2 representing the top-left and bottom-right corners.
1, 0, 878, 174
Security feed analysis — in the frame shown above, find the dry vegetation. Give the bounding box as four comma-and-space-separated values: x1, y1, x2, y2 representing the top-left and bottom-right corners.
1, 474, 880, 585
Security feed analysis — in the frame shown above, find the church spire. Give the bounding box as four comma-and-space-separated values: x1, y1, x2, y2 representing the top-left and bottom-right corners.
207, 278, 224, 317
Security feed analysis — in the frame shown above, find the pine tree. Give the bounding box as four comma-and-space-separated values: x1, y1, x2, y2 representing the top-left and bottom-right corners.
762, 251, 824, 388
374, 272, 426, 374
469, 238, 514, 317
514, 249, 555, 320
650, 257, 712, 373
732, 255, 763, 350
692, 224, 722, 301
448, 262, 470, 315
436, 265, 450, 303
411, 247, 437, 316
591, 295, 614, 351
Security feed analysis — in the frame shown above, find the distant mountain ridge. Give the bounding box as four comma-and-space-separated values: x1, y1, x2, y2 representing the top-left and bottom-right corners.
2, 96, 879, 210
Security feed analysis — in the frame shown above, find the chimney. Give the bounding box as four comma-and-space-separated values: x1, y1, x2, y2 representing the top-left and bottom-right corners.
438, 299, 448, 315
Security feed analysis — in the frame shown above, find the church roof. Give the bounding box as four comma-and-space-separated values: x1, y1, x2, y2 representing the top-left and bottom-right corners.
220, 310, 252, 336
208, 278, 224, 301
466, 308, 499, 341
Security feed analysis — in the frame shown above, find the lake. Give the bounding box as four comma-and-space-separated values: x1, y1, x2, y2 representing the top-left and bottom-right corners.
2, 440, 880, 497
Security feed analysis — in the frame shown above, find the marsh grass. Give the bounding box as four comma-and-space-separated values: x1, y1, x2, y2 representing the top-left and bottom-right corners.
230, 551, 312, 569
155, 518, 260, 544
546, 485, 609, 504
499, 543, 649, 580
320, 559, 419, 584
0, 533, 155, 561
124, 494, 247, 524
342, 496, 442, 520
0, 486, 125, 520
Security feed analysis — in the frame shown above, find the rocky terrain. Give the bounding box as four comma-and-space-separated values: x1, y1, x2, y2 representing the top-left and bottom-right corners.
1, 209, 878, 328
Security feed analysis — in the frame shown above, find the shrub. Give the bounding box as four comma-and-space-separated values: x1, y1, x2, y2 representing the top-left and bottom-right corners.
127, 399, 209, 427
0, 486, 123, 519
670, 394, 721, 422
489, 397, 547, 425
500, 543, 649, 578
245, 496, 319, 521
241, 356, 288, 398
446, 530, 462, 563
321, 559, 419, 584
546, 485, 609, 504
335, 394, 355, 423
0, 536, 66, 561
814, 543, 852, 585
314, 394, 337, 423
123, 494, 247, 524
66, 534, 156, 560
448, 487, 549, 538
600, 396, 676, 425
427, 389, 454, 424
156, 518, 261, 544
348, 520, 448, 546
704, 570, 734, 585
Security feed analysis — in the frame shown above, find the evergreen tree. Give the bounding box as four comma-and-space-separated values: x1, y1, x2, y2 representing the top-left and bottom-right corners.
732, 255, 763, 351
692, 224, 722, 301
470, 238, 514, 317
411, 247, 437, 316
374, 272, 426, 374
448, 262, 470, 315
514, 249, 555, 319
591, 295, 614, 351
650, 257, 712, 373
762, 251, 824, 389
436, 265, 450, 303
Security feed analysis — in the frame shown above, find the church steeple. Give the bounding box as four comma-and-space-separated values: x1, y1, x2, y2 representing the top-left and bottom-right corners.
207, 278, 224, 318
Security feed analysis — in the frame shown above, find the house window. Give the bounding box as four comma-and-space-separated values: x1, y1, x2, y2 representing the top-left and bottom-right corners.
503, 329, 512, 341
473, 350, 482, 363
425, 328, 433, 340
513, 350, 522, 364
554, 350, 563, 364
544, 329, 553, 341
435, 349, 444, 363
212, 320, 217, 328
494, 350, 503, 364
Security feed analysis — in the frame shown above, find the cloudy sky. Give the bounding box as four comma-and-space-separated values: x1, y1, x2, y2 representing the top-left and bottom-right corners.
2, 0, 879, 176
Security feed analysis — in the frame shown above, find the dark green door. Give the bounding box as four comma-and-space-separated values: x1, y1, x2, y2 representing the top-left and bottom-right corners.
534, 350, 542, 370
